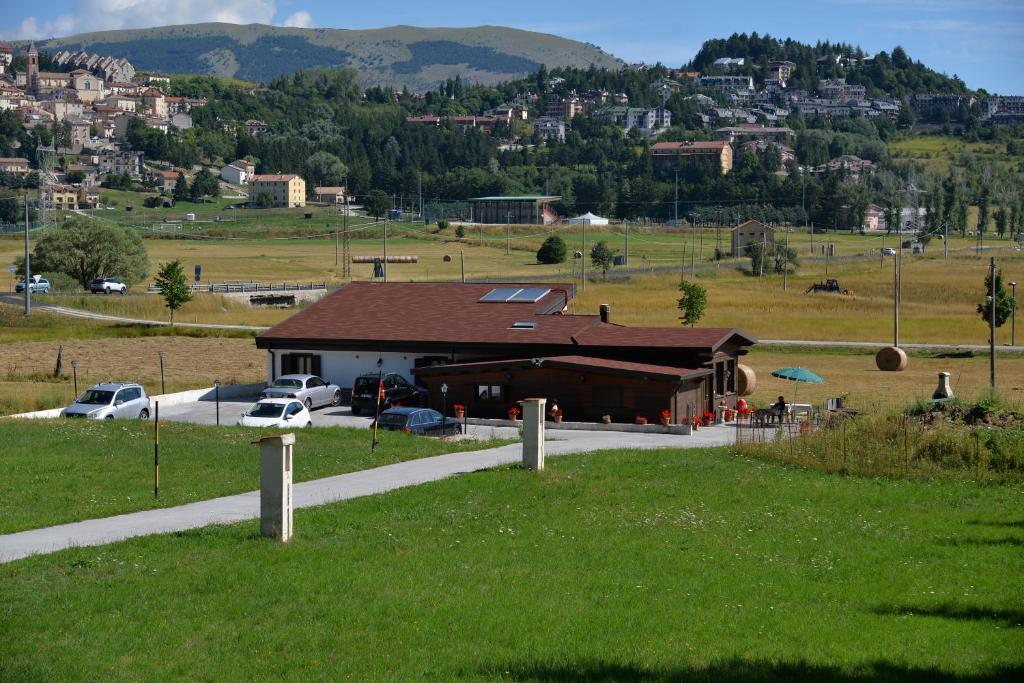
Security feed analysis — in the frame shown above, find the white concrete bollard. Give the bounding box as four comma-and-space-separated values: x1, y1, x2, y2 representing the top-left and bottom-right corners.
932, 372, 954, 400
520, 398, 546, 471
258, 433, 294, 541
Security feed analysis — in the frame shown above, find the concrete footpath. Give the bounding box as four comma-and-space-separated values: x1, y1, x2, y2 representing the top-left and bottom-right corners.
0, 426, 736, 564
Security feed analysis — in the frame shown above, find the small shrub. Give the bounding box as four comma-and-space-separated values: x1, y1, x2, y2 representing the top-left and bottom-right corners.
40, 271, 80, 293
436, 219, 450, 230
455, 225, 466, 240
536, 235, 567, 264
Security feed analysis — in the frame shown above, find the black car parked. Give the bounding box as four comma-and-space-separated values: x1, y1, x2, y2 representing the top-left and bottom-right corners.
350, 372, 426, 415
374, 407, 462, 436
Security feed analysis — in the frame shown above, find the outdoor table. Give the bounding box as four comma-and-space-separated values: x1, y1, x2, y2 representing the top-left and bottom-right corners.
788, 403, 813, 421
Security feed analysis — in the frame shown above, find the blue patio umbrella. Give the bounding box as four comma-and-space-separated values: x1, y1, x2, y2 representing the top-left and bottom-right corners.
770, 367, 824, 401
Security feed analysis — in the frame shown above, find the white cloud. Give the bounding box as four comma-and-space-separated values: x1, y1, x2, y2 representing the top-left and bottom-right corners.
282, 11, 314, 29
10, 0, 280, 39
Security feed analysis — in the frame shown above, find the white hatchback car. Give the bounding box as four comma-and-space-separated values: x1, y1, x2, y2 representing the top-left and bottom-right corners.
238, 398, 312, 428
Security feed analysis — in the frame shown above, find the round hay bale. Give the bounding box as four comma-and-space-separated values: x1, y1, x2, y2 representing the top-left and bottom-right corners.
875, 346, 908, 371
736, 364, 757, 396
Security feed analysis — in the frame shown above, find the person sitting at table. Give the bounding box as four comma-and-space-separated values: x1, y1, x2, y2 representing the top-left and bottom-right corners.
770, 395, 787, 423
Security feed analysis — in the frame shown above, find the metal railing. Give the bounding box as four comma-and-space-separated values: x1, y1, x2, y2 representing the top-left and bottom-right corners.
147, 281, 327, 294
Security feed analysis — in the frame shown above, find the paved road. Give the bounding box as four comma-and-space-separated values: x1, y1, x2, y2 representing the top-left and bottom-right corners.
0, 424, 736, 564
0, 296, 265, 331
157, 395, 522, 439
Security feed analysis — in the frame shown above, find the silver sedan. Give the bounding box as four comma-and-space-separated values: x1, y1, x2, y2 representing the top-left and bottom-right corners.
260, 374, 342, 410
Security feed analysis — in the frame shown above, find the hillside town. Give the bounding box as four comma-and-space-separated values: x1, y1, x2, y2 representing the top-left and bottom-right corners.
0, 39, 1022, 223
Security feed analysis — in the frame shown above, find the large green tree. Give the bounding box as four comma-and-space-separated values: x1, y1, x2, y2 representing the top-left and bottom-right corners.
977, 268, 1014, 330
153, 260, 193, 324
172, 172, 190, 202
677, 279, 707, 327
364, 189, 392, 219
305, 151, 348, 190
30, 219, 149, 289
589, 240, 615, 280
188, 169, 220, 201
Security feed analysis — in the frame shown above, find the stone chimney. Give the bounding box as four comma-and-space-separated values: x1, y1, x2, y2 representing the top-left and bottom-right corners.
599, 304, 610, 323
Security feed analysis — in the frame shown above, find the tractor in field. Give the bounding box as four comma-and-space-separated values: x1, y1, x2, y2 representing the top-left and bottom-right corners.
805, 278, 850, 295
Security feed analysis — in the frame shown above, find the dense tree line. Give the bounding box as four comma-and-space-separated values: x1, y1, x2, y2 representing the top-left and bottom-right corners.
105, 54, 1021, 227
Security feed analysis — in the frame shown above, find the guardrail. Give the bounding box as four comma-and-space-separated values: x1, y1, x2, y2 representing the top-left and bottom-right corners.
148, 281, 327, 294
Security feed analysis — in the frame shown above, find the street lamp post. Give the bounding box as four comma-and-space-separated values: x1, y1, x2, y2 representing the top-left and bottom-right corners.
1011, 281, 1017, 347
158, 351, 166, 395
214, 379, 221, 426
989, 257, 996, 391
441, 382, 449, 436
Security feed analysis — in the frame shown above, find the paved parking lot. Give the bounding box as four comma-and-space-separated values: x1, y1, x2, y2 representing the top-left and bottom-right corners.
155, 395, 521, 439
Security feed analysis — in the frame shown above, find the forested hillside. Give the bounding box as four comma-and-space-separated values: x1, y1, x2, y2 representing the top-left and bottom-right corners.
691, 33, 971, 97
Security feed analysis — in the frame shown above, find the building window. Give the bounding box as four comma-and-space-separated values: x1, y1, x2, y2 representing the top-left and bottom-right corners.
477, 385, 503, 401
281, 353, 321, 376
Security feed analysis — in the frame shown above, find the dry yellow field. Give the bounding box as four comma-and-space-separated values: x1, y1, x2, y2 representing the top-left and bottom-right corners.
743, 347, 1024, 410
0, 336, 264, 414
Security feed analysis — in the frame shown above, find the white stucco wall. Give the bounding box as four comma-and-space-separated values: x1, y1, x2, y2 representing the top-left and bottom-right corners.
269, 349, 474, 390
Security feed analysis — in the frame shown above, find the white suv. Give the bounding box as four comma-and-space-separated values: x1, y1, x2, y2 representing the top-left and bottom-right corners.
90, 277, 128, 295
62, 382, 151, 419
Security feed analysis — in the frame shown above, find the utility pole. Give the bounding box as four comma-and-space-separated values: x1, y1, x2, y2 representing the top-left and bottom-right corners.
383, 219, 388, 283
784, 227, 790, 291
944, 222, 948, 260
624, 222, 629, 266
334, 219, 339, 267
459, 250, 465, 283
1011, 280, 1017, 347
894, 238, 901, 348
506, 211, 511, 256
990, 257, 996, 390
23, 193, 30, 316
581, 220, 587, 291
342, 195, 351, 279
418, 172, 423, 224
673, 169, 678, 226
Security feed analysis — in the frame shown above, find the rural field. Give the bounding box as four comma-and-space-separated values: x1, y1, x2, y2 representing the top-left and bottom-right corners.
3, 204, 1024, 414
1, 446, 1021, 680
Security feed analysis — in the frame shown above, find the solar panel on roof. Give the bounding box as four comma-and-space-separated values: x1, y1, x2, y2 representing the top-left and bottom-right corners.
479, 287, 522, 302
508, 288, 551, 303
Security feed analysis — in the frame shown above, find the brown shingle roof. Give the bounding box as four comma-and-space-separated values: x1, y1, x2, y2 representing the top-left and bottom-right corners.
256, 282, 756, 352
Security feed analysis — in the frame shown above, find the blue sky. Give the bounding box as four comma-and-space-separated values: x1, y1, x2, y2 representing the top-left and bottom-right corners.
4, 0, 1022, 93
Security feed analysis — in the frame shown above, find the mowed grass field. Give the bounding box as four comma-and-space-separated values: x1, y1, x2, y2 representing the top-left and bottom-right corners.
0, 420, 510, 534
2, 448, 1021, 680
889, 134, 1016, 173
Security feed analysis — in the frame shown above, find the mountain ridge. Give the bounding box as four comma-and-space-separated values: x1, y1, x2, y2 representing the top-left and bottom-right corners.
29, 22, 623, 90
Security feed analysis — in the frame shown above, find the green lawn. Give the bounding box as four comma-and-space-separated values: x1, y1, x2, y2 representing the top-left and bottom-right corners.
2, 448, 1021, 680
0, 420, 510, 534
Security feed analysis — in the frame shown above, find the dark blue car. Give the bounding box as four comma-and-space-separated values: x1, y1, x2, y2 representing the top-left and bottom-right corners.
375, 407, 462, 436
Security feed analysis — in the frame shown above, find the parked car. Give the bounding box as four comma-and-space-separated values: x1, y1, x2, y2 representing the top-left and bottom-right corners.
15, 277, 50, 294
881, 247, 897, 256
374, 407, 462, 436
62, 382, 150, 419
260, 374, 342, 410
238, 398, 312, 428
90, 277, 127, 295
350, 372, 426, 415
